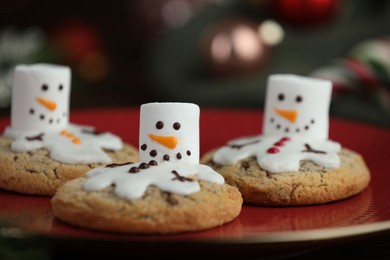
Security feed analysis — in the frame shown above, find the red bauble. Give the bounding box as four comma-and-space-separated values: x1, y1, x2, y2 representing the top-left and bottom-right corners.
272, 0, 339, 25
51, 20, 102, 63
51, 19, 109, 82
200, 18, 270, 76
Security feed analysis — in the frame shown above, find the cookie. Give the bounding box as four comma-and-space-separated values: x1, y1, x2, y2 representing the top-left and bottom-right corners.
201, 74, 371, 206
0, 136, 138, 196
51, 102, 242, 234
202, 148, 370, 206
0, 63, 138, 196
51, 175, 242, 234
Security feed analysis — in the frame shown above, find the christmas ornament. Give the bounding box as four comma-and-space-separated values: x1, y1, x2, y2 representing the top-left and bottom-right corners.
271, 0, 340, 26
310, 36, 390, 114
200, 18, 283, 76
51, 20, 109, 83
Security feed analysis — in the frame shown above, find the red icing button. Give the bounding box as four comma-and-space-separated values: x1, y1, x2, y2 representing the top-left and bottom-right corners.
280, 136, 291, 142
274, 141, 285, 147
267, 147, 280, 154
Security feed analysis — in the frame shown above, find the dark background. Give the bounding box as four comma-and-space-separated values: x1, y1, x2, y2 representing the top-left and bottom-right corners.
0, 0, 389, 127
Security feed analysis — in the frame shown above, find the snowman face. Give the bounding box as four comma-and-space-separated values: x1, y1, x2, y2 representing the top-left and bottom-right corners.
263, 74, 332, 140
10, 64, 71, 131
139, 103, 200, 164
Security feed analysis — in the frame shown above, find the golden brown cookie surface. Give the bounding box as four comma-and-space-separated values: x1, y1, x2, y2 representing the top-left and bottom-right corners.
51, 177, 242, 234
202, 148, 370, 206
0, 136, 138, 196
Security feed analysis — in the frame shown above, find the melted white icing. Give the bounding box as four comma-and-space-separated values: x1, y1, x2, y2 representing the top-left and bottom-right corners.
84, 161, 224, 200
212, 134, 341, 173
3, 123, 123, 164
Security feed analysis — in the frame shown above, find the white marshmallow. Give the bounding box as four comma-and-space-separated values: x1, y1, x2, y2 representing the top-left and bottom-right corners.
139, 102, 200, 164
263, 74, 332, 140
10, 64, 71, 131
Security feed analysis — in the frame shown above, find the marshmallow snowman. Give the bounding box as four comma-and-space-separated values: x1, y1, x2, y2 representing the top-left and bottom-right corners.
139, 102, 200, 164
10, 64, 71, 131
263, 74, 332, 140
4, 63, 123, 164
212, 74, 341, 173
84, 102, 224, 200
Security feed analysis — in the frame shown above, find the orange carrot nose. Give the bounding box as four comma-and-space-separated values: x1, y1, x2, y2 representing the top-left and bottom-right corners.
274, 107, 298, 123
36, 97, 57, 111
149, 134, 178, 149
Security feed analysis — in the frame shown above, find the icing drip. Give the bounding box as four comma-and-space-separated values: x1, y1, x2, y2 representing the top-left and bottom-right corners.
84, 161, 225, 200
4, 123, 123, 164
212, 134, 341, 173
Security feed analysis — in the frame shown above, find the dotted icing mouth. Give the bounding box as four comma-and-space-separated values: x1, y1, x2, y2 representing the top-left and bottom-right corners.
140, 143, 192, 162
29, 108, 67, 126
269, 117, 315, 133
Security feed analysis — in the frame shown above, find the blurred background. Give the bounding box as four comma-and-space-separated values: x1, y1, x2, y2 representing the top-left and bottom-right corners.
0, 0, 389, 127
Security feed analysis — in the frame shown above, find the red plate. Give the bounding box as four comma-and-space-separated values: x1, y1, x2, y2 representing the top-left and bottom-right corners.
0, 108, 389, 257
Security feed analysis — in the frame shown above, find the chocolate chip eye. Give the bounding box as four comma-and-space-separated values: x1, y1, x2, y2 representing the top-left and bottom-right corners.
42, 84, 48, 91
173, 122, 181, 130
156, 121, 164, 129
278, 93, 284, 101
296, 95, 303, 103
59, 84, 64, 91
